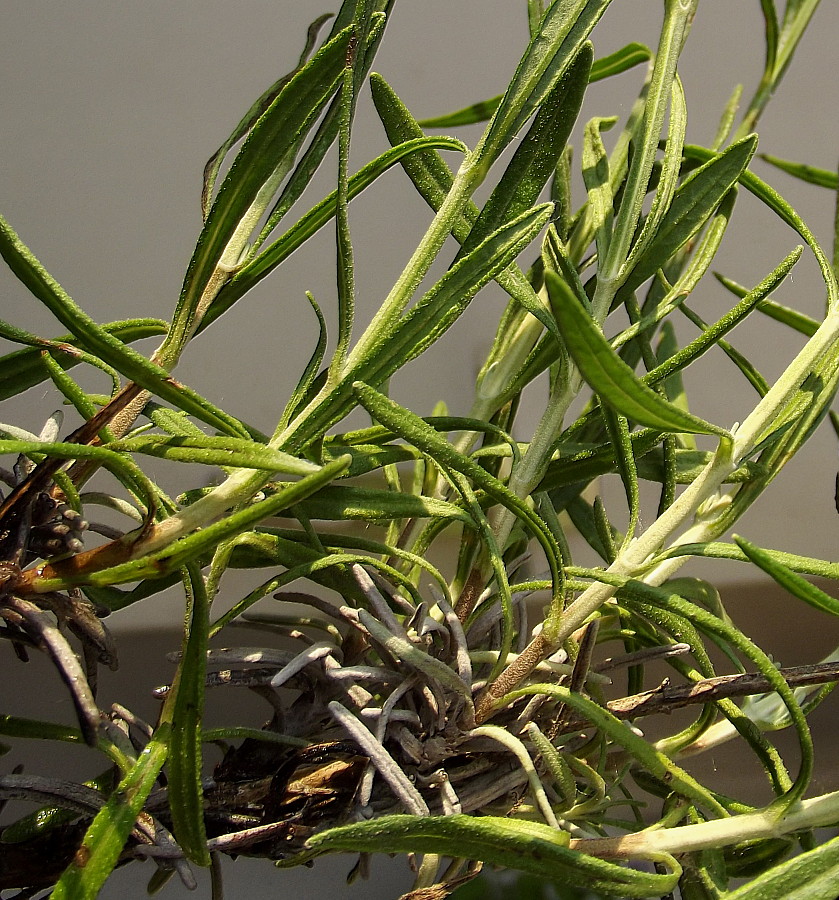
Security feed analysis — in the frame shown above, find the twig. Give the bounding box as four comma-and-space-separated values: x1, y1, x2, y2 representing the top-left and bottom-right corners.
598, 661, 839, 723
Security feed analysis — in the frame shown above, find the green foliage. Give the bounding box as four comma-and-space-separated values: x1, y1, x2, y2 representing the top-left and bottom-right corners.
0, 0, 838, 898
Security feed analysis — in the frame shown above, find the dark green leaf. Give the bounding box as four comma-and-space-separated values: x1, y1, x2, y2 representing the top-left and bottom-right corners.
760, 153, 837, 189
621, 135, 758, 296
201, 13, 334, 218
51, 726, 170, 900
352, 382, 566, 603
287, 204, 552, 448
458, 42, 592, 259
369, 74, 554, 336
546, 271, 730, 437
682, 143, 838, 307
724, 832, 839, 900
734, 535, 839, 618
416, 42, 649, 129
0, 318, 167, 402
167, 563, 210, 866
477, 0, 611, 172
643, 246, 802, 389
200, 136, 466, 332
297, 814, 680, 898
168, 26, 355, 359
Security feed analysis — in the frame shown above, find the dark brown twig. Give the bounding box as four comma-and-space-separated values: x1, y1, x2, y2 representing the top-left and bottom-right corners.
596, 661, 839, 724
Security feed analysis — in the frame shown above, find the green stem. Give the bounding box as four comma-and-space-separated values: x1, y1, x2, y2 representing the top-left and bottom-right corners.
574, 789, 839, 859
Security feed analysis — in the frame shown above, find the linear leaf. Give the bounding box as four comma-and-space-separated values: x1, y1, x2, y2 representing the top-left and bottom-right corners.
546, 271, 730, 437
416, 41, 649, 128
581, 116, 617, 262
201, 13, 334, 218
476, 0, 611, 171
352, 382, 566, 604
760, 153, 837, 189
112, 435, 321, 475
601, 407, 639, 542
166, 563, 210, 866
643, 246, 802, 388
622, 74, 688, 275
724, 833, 839, 900
621, 135, 758, 296
293, 483, 472, 524
51, 726, 170, 900
682, 143, 838, 308
369, 74, 555, 336
297, 814, 679, 898
287, 204, 552, 448
167, 26, 354, 359
458, 42, 591, 259
200, 136, 466, 332
734, 535, 839, 618
0, 318, 167, 402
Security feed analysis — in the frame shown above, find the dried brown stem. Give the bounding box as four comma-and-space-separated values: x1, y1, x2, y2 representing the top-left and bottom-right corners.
594, 661, 839, 724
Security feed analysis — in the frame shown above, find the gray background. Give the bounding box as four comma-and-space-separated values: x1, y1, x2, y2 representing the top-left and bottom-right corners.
1, 3, 839, 898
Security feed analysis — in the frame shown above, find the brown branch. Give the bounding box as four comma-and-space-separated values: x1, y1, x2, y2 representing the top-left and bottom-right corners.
597, 661, 839, 724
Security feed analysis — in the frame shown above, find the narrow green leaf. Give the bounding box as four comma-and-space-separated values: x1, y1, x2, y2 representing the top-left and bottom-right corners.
760, 0, 780, 77
201, 13, 334, 218
601, 407, 639, 543
200, 136, 466, 332
167, 26, 355, 360
332, 62, 359, 378
621, 135, 758, 296
725, 832, 839, 900
679, 303, 771, 397
476, 0, 611, 171
682, 143, 838, 308
0, 318, 166, 402
287, 204, 552, 448
416, 42, 649, 129
715, 272, 819, 337
643, 246, 802, 389
734, 535, 839, 618
352, 382, 566, 605
167, 562, 210, 866
760, 153, 838, 189
599, 0, 696, 295
545, 271, 730, 437
657, 541, 839, 581
458, 42, 592, 260
112, 434, 321, 475
588, 41, 651, 82
51, 726, 170, 900
369, 74, 556, 336
297, 814, 680, 898
278, 292, 328, 429
581, 116, 617, 262
0, 715, 86, 745
294, 483, 472, 524
622, 74, 688, 275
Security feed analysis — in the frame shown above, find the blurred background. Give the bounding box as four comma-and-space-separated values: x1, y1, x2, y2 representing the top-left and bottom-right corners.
1, 2, 839, 897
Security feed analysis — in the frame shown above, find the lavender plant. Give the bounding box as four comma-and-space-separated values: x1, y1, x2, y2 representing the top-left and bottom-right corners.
0, 1, 837, 897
